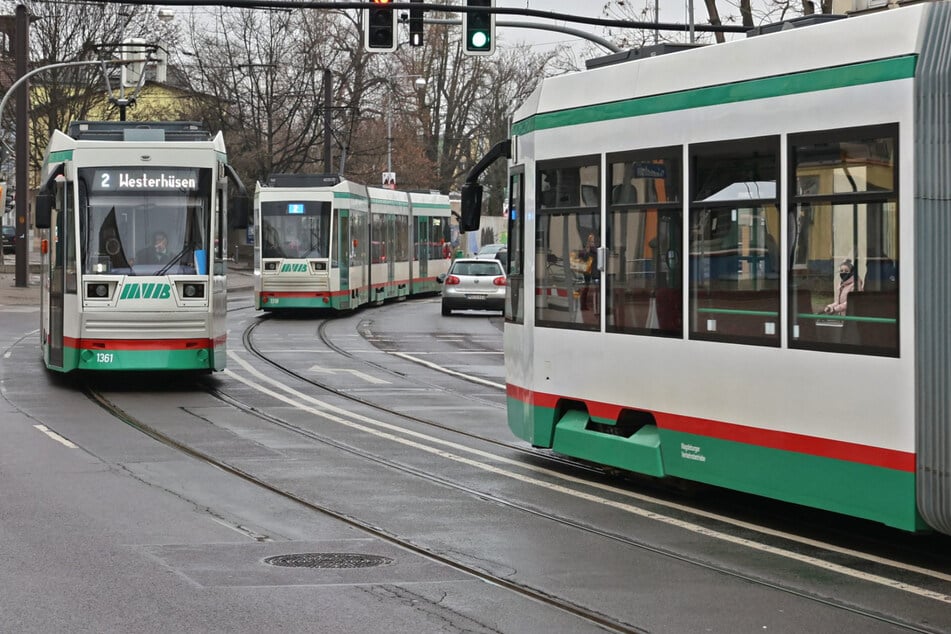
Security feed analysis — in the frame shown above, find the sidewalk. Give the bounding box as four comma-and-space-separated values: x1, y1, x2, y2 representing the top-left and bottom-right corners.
0, 256, 254, 306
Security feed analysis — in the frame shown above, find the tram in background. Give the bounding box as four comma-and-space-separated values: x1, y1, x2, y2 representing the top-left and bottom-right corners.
34, 121, 248, 373
462, 2, 951, 534
253, 174, 452, 312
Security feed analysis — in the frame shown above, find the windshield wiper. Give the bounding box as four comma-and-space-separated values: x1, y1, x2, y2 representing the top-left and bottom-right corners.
155, 244, 193, 276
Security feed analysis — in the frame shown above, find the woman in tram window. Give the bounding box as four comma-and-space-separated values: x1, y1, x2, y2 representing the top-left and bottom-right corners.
823, 259, 862, 316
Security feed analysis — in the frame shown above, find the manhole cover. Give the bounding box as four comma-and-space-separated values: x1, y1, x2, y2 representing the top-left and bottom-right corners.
264, 553, 393, 569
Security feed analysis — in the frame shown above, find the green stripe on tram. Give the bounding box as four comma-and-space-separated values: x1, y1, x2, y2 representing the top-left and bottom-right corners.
508, 397, 923, 531
334, 192, 367, 201
411, 202, 451, 210
55, 346, 215, 371
797, 313, 897, 324
697, 308, 778, 317
511, 55, 917, 136
46, 149, 73, 164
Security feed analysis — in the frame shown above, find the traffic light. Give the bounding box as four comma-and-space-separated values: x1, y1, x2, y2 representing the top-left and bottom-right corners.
364, 0, 397, 53
463, 0, 495, 56
409, 0, 424, 47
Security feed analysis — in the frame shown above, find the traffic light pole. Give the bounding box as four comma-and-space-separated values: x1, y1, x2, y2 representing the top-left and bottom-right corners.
423, 17, 621, 53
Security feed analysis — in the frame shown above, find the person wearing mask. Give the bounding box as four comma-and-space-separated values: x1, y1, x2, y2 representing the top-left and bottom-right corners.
824, 259, 862, 316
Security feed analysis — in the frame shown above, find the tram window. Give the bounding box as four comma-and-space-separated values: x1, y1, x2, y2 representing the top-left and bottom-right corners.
506, 170, 525, 324
788, 126, 898, 357
395, 215, 409, 261
538, 162, 599, 209
606, 150, 682, 336
535, 211, 600, 331
78, 167, 212, 276
688, 137, 780, 346
789, 201, 898, 356
350, 210, 367, 266
793, 134, 895, 196
536, 157, 601, 330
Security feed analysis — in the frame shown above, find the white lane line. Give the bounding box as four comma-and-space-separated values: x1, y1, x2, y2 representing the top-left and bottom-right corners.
389, 351, 505, 390
307, 366, 391, 385
33, 425, 78, 449
224, 351, 951, 602
208, 516, 273, 542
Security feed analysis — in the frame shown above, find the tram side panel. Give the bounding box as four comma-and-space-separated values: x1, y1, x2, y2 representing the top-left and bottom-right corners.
408, 192, 453, 295
501, 7, 937, 532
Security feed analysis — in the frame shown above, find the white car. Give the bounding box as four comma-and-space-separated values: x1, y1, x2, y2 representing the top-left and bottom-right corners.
474, 243, 505, 259
438, 258, 506, 316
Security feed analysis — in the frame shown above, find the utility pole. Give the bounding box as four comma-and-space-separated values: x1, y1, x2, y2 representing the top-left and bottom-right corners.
14, 3, 28, 287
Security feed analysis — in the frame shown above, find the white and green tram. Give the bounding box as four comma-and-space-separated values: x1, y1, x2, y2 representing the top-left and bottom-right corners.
463, 2, 951, 534
254, 174, 451, 312
35, 121, 248, 373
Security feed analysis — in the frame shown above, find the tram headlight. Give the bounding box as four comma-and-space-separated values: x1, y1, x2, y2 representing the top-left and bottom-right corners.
264, 261, 278, 271
311, 261, 327, 271
86, 283, 110, 299
182, 283, 205, 298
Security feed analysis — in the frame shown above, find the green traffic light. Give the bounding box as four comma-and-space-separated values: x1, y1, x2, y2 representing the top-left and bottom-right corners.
470, 31, 490, 49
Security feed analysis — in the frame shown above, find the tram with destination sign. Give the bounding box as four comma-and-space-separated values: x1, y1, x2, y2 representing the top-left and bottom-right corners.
35, 121, 248, 373
462, 2, 951, 534
253, 174, 451, 312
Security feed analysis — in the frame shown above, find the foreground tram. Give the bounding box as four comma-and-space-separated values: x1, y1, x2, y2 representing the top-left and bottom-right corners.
467, 3, 951, 534
35, 121, 248, 373
253, 174, 452, 311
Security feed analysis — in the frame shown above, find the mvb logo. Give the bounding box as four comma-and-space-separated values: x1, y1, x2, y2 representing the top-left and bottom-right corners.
281, 263, 308, 273
119, 283, 172, 300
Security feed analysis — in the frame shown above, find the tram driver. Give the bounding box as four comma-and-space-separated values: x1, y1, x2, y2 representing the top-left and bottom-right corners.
136, 231, 171, 265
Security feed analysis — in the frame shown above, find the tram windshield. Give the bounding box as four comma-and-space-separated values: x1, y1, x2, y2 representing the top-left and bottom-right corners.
259, 200, 331, 259
79, 167, 213, 276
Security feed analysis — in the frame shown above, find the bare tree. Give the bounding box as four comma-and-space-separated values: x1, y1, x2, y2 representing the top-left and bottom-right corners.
179, 8, 333, 185
2, 1, 172, 177
471, 43, 552, 216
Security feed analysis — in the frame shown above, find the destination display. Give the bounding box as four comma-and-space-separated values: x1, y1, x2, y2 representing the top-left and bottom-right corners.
87, 168, 201, 192
261, 200, 331, 216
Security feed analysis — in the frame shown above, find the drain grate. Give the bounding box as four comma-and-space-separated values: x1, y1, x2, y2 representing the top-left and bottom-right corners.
264, 553, 393, 569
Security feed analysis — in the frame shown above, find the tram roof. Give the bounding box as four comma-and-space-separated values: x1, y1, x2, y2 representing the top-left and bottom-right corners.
66, 121, 212, 142
511, 3, 931, 128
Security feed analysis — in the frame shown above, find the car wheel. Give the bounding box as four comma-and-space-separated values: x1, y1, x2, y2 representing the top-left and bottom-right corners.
441, 304, 451, 316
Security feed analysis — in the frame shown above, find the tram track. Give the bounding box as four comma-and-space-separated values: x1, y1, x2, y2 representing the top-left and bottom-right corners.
236, 310, 951, 601
81, 383, 646, 634
241, 313, 604, 477
81, 376, 948, 634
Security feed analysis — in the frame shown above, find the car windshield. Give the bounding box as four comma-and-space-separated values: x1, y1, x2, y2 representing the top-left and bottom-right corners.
452, 261, 502, 276
478, 244, 503, 255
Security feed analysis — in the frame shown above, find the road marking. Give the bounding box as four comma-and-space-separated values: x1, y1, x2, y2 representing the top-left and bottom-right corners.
33, 425, 78, 448
307, 366, 391, 384
390, 352, 505, 390
0, 305, 40, 311
225, 351, 951, 601
208, 516, 273, 542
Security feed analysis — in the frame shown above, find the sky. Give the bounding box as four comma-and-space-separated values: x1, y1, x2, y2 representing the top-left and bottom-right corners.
494, 0, 755, 57
495, 0, 698, 52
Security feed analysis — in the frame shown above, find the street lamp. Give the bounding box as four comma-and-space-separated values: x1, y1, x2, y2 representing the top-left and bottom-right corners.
387, 74, 427, 175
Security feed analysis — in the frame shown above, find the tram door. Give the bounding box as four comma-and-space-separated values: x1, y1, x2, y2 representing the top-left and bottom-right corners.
386, 214, 396, 293
47, 186, 67, 368
338, 211, 350, 300
416, 216, 429, 282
